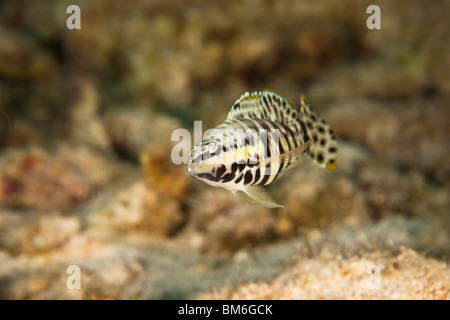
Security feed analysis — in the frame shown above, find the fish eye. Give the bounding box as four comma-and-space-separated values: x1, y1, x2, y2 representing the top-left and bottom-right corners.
208, 142, 220, 154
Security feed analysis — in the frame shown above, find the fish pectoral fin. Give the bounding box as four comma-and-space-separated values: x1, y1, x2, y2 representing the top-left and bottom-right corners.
233, 190, 261, 206
278, 139, 312, 163
260, 139, 312, 166
243, 186, 283, 208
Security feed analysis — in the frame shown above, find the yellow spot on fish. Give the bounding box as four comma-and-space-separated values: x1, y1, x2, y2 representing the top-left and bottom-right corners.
326, 159, 337, 170
301, 94, 308, 105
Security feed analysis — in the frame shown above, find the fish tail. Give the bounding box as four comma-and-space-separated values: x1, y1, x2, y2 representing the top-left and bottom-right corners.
299, 95, 338, 170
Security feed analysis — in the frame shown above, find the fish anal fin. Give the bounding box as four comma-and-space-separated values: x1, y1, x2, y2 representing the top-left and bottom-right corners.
244, 186, 283, 208
233, 190, 261, 206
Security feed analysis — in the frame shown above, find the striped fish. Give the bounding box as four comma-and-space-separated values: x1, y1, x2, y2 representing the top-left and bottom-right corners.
185, 89, 338, 208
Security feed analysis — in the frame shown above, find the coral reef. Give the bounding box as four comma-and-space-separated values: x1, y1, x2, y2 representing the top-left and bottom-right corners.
0, 0, 448, 300
0, 146, 119, 211
182, 186, 276, 253
199, 247, 449, 300
274, 163, 369, 235
0, 211, 81, 255
325, 98, 450, 184
88, 181, 185, 237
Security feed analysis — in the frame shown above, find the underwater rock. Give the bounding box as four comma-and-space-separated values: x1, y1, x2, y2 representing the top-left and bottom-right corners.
2, 120, 45, 150
0, 230, 148, 299
310, 61, 428, 104
357, 163, 447, 220
0, 148, 90, 211
89, 181, 185, 237
103, 108, 182, 161
198, 247, 449, 300
27, 0, 360, 110
429, 27, 450, 93
104, 107, 191, 199
66, 76, 110, 150
103, 106, 192, 199
140, 147, 190, 200
273, 162, 369, 236
56, 145, 120, 190
318, 0, 447, 96
0, 25, 54, 80
326, 97, 450, 184
0, 146, 119, 211
0, 211, 81, 255
0, 0, 448, 301
184, 186, 275, 253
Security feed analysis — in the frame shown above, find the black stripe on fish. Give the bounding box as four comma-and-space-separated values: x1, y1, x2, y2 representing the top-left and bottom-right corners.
247, 157, 257, 168
254, 120, 273, 159
284, 124, 297, 150
257, 120, 272, 151
273, 134, 287, 181
260, 165, 271, 185
262, 96, 271, 118
215, 164, 227, 178
262, 95, 270, 109
299, 119, 309, 143
254, 167, 261, 185
221, 172, 236, 183
248, 135, 256, 147
197, 173, 220, 182
244, 171, 253, 185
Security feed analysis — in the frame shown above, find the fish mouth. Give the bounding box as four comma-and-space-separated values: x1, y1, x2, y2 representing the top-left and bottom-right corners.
185, 163, 202, 176
185, 162, 216, 177
185, 163, 206, 182
185, 163, 195, 176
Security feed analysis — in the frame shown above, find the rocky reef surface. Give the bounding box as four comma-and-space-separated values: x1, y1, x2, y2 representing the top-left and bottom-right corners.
0, 0, 448, 299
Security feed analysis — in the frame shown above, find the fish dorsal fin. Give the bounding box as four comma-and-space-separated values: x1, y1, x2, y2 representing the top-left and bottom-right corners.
233, 186, 283, 208
227, 90, 299, 124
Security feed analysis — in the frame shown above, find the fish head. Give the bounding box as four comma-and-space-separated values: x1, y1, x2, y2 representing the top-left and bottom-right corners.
185, 139, 225, 183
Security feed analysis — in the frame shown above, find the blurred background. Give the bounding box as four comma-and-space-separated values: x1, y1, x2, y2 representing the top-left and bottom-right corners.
0, 0, 448, 299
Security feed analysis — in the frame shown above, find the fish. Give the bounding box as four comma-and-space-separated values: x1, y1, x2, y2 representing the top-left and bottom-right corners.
185, 89, 338, 208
